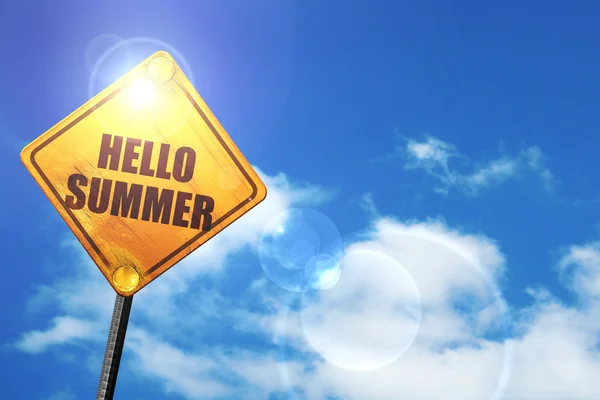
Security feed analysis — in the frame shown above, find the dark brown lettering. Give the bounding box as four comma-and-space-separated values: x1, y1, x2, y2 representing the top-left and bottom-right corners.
122, 138, 142, 174
139, 140, 155, 177
141, 186, 174, 224
156, 143, 171, 179
172, 147, 196, 183
88, 177, 112, 214
190, 194, 214, 231
97, 134, 123, 171
65, 173, 88, 210
172, 191, 192, 227
111, 181, 143, 219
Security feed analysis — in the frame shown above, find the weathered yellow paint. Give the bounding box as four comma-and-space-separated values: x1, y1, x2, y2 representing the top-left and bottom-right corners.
20, 51, 267, 296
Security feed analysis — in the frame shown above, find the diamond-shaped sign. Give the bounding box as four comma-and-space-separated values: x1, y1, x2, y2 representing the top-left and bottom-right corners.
21, 51, 267, 296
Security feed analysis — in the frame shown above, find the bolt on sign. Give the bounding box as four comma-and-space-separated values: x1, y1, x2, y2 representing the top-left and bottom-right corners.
21, 51, 267, 296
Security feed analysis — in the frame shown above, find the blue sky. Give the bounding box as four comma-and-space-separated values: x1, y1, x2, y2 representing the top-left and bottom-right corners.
2, 1, 600, 399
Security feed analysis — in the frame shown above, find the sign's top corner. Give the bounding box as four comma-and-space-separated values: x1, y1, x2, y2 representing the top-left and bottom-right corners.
144, 50, 178, 67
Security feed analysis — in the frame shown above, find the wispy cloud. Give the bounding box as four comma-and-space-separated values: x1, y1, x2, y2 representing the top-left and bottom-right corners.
558, 241, 600, 300
16, 316, 100, 354
383, 135, 556, 196
358, 192, 380, 220
126, 329, 231, 399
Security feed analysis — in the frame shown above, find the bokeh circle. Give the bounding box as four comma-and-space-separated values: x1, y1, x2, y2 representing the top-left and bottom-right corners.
258, 208, 344, 293
299, 248, 422, 371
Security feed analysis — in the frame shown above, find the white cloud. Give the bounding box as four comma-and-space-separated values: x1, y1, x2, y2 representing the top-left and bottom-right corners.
221, 350, 308, 394
124, 328, 310, 399
407, 136, 460, 166
558, 242, 600, 299
502, 289, 600, 399
241, 218, 600, 400
400, 135, 555, 195
264, 218, 514, 400
16, 316, 100, 354
126, 329, 230, 399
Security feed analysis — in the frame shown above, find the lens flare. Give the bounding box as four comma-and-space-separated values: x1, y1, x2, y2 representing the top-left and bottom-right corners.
85, 33, 133, 82
258, 208, 344, 292
124, 77, 156, 109
304, 254, 341, 290
300, 249, 422, 371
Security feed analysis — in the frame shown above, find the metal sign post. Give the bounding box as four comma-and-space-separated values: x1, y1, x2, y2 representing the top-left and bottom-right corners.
96, 294, 133, 400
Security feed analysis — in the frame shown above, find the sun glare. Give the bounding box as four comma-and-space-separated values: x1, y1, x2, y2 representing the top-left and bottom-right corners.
125, 77, 156, 109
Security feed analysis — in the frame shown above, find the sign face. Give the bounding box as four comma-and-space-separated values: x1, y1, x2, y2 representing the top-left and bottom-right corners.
21, 51, 267, 296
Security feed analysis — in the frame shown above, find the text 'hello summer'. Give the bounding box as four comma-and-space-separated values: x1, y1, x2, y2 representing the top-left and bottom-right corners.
64, 134, 215, 231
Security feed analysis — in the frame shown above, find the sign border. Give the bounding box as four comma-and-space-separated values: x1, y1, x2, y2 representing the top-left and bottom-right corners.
27, 79, 260, 278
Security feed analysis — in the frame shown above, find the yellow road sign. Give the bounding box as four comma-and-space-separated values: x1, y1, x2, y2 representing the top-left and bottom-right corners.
21, 51, 267, 296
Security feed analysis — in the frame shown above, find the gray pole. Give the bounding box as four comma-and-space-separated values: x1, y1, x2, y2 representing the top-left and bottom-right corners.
96, 294, 133, 400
